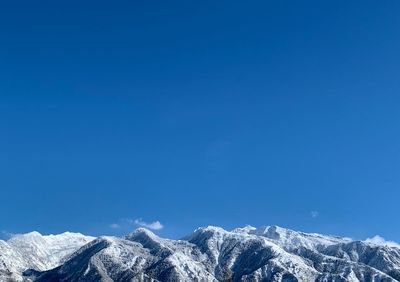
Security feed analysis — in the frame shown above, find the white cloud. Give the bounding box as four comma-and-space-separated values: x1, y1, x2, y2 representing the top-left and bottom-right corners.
109, 223, 120, 229
310, 211, 319, 218
365, 235, 400, 249
110, 218, 164, 231
133, 219, 164, 230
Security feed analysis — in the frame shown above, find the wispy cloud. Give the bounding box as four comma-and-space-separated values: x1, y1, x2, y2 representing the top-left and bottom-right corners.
365, 235, 400, 249
133, 219, 164, 230
109, 223, 121, 229
310, 211, 319, 218
0, 230, 14, 240
109, 218, 164, 231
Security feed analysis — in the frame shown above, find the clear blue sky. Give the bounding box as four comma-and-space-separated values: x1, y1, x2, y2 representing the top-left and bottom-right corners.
1, 0, 400, 241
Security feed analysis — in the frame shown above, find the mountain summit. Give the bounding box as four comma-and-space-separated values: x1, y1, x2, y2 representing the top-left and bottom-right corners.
1, 226, 399, 281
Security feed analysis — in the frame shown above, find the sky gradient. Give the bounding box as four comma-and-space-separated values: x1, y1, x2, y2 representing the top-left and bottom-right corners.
1, 0, 400, 241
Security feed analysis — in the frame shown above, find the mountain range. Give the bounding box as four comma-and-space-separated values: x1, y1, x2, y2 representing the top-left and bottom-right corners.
1, 225, 399, 281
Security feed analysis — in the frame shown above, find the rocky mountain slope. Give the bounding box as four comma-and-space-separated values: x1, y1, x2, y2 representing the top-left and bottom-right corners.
1, 226, 400, 281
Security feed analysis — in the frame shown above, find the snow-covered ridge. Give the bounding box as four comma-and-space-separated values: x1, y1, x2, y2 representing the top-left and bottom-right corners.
233, 225, 353, 250
0, 231, 94, 281
1, 226, 400, 282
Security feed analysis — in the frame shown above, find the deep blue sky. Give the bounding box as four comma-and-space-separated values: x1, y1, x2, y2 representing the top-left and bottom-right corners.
1, 0, 400, 241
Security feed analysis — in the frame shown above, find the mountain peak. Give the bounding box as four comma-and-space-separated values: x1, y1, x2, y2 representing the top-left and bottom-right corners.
125, 228, 165, 248
193, 225, 227, 234
125, 227, 157, 240
9, 231, 42, 239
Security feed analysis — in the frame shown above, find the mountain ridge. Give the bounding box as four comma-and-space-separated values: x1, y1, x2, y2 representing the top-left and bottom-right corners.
1, 226, 399, 281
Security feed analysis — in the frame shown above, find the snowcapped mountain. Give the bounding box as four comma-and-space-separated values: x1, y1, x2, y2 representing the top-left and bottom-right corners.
0, 231, 94, 281
1, 226, 400, 282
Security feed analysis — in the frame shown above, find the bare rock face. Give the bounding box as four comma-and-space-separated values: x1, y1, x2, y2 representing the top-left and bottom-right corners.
1, 226, 399, 282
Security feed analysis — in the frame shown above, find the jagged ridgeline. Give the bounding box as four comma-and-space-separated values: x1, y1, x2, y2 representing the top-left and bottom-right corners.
1, 226, 400, 281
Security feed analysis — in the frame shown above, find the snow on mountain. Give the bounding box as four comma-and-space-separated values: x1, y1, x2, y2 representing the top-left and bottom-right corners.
233, 225, 352, 251
0, 231, 94, 281
365, 236, 400, 249
1, 226, 400, 281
